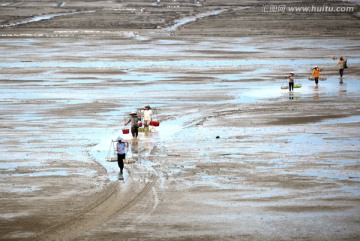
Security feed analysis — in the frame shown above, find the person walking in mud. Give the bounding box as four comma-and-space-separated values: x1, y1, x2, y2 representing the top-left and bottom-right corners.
116, 136, 128, 175
337, 57, 347, 78
312, 66, 323, 86
287, 72, 295, 92
142, 105, 153, 129
125, 112, 140, 139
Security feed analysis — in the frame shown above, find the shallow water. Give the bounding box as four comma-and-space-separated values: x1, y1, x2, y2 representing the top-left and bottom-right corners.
165, 9, 226, 31
0, 11, 95, 28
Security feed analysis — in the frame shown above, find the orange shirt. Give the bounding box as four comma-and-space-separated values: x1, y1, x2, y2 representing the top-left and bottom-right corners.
312, 69, 321, 78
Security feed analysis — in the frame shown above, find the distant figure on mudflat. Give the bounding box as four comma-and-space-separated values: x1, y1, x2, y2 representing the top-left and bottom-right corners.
312, 66, 323, 86
287, 72, 295, 92
337, 56, 347, 78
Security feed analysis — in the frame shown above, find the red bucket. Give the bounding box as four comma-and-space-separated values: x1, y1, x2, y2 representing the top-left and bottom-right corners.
150, 121, 160, 127
122, 129, 130, 134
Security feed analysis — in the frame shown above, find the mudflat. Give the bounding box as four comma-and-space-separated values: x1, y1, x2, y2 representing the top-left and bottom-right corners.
0, 1, 359, 240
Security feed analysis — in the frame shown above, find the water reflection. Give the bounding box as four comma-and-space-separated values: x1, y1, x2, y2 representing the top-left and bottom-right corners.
313, 86, 319, 101
131, 141, 139, 155
289, 92, 294, 100
339, 80, 347, 98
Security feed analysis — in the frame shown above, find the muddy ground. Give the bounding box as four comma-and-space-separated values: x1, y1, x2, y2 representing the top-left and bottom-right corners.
0, 0, 360, 240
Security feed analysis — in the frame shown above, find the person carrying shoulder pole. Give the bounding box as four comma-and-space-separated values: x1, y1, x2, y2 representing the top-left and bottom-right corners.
125, 112, 140, 139
143, 105, 153, 128
116, 136, 128, 174
312, 66, 323, 86
287, 72, 295, 92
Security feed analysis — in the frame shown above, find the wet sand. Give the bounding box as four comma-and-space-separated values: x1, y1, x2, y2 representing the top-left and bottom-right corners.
0, 1, 360, 240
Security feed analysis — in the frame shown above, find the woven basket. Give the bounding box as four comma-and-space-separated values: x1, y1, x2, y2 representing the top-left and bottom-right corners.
106, 157, 117, 162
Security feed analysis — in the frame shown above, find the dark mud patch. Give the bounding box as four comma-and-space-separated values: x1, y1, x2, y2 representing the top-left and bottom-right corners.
267, 114, 349, 125
267, 205, 351, 213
